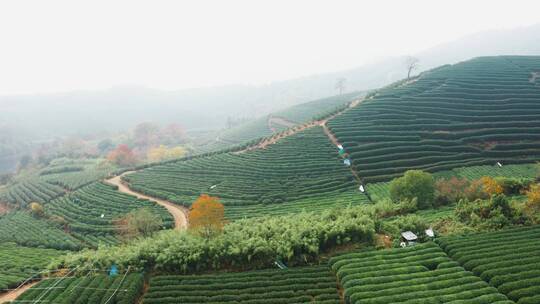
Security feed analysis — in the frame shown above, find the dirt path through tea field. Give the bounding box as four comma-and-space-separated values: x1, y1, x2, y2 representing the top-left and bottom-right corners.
235, 98, 363, 154
0, 282, 38, 303
106, 172, 188, 229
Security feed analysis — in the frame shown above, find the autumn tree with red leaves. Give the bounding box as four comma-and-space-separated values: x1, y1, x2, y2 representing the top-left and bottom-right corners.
188, 194, 225, 238
107, 144, 137, 167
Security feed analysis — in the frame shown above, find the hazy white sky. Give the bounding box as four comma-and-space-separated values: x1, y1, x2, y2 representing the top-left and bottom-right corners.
0, 0, 539, 95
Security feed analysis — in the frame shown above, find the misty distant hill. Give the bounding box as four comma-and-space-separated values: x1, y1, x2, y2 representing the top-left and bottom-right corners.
0, 23, 539, 170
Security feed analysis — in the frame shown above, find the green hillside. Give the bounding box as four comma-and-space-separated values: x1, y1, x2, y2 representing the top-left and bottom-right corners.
3, 56, 540, 303
0, 178, 65, 207
40, 158, 116, 190
195, 92, 361, 153
0, 211, 82, 250
0, 243, 64, 290
437, 225, 540, 303
329, 56, 540, 183
126, 127, 365, 219
45, 182, 174, 247
330, 242, 512, 304
270, 91, 362, 124
0, 158, 116, 207
195, 117, 273, 153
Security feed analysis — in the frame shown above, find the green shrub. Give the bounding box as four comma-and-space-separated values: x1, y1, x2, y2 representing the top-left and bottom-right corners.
56, 206, 375, 273
495, 177, 533, 195
389, 170, 435, 209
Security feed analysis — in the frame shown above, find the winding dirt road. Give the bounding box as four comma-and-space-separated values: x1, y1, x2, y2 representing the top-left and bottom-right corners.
106, 172, 188, 230
0, 282, 38, 304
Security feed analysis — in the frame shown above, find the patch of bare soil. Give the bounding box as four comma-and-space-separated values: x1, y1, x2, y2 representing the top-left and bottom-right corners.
0, 281, 38, 303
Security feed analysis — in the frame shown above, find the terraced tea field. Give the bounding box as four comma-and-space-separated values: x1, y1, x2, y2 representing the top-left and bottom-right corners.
329, 56, 540, 183
0, 211, 82, 250
198, 117, 275, 153
437, 225, 540, 303
14, 273, 144, 304
41, 159, 116, 190
271, 92, 361, 125
4, 55, 540, 303
0, 179, 65, 207
45, 182, 174, 247
438, 162, 539, 180
330, 242, 512, 304
143, 266, 340, 304
0, 158, 116, 207
126, 127, 361, 219
195, 92, 361, 153
0, 243, 64, 291
225, 190, 368, 220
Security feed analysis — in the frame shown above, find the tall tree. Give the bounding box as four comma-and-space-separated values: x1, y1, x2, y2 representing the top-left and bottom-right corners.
107, 144, 137, 167
480, 176, 503, 196
147, 145, 187, 162
189, 194, 225, 238
115, 207, 163, 240
390, 170, 435, 209
335, 77, 347, 95
29, 202, 45, 218
133, 122, 160, 148
404, 56, 419, 79
97, 139, 114, 154
160, 123, 186, 145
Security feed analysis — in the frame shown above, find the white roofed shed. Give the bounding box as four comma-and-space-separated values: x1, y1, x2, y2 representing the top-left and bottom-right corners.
401, 231, 418, 245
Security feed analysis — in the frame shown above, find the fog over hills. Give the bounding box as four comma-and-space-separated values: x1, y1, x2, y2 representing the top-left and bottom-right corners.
0, 23, 539, 172
3, 2, 540, 301
2, 23, 539, 134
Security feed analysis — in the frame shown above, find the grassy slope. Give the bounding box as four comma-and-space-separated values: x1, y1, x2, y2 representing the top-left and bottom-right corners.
329, 56, 540, 183
0, 243, 65, 290
127, 127, 367, 219
194, 92, 361, 153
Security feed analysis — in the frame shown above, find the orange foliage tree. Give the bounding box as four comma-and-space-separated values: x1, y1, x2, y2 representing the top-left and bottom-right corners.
526, 184, 540, 207
435, 177, 470, 206
523, 184, 540, 223
107, 144, 137, 167
480, 176, 503, 196
188, 194, 225, 238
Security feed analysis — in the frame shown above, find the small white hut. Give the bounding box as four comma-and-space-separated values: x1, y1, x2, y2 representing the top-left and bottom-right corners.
401, 231, 418, 246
